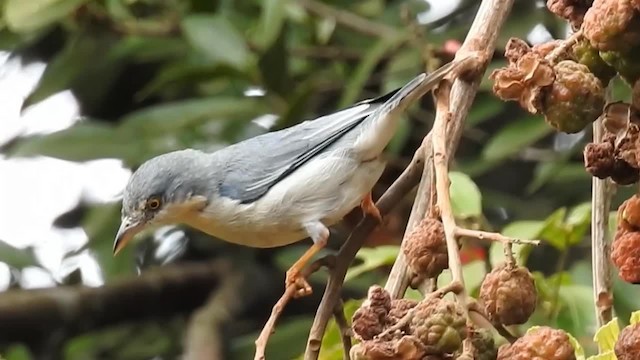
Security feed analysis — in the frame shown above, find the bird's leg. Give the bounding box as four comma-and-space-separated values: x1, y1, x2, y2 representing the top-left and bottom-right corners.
361, 191, 383, 223
286, 222, 329, 298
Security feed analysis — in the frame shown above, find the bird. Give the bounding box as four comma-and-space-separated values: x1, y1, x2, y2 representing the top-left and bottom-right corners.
113, 60, 459, 296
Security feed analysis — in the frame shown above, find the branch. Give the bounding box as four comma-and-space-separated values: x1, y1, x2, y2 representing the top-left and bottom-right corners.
255, 256, 335, 360
332, 300, 352, 360
0, 261, 231, 347
591, 89, 616, 326
385, 0, 517, 298
298, 0, 400, 39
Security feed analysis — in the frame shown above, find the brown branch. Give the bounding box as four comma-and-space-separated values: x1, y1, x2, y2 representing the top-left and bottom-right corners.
0, 260, 232, 347
384, 0, 517, 299
591, 88, 615, 326
298, 0, 400, 38
333, 300, 352, 360
255, 256, 335, 360
454, 228, 540, 246
303, 148, 427, 360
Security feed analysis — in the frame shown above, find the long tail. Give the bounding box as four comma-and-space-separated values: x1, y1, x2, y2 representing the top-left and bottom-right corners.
353, 60, 463, 159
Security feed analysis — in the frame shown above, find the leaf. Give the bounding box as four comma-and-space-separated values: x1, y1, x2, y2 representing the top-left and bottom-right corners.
0, 240, 38, 270
565, 202, 592, 246
448, 171, 482, 218
181, 15, 253, 69
482, 116, 552, 161
339, 34, 405, 108
593, 318, 620, 353
346, 246, 399, 282
565, 330, 586, 360
586, 351, 616, 360
315, 17, 336, 45
438, 260, 486, 293
502, 220, 545, 239
540, 207, 569, 251
9, 122, 141, 164
3, 0, 88, 33
630, 310, 640, 324
253, 0, 288, 49
119, 97, 263, 135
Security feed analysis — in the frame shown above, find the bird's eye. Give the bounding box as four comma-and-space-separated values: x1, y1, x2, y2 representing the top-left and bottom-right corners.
147, 197, 161, 210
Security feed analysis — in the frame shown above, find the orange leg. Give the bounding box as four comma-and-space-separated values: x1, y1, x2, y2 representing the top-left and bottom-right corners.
361, 191, 383, 223
285, 223, 329, 298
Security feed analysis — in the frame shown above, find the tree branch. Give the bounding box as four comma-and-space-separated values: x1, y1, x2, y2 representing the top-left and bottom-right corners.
0, 260, 232, 347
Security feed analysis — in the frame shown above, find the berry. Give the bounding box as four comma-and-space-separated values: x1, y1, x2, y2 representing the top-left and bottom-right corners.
350, 336, 427, 360
387, 298, 418, 326
615, 323, 640, 360
611, 231, 640, 283
403, 218, 449, 279
352, 286, 392, 340
479, 262, 537, 326
542, 60, 605, 133
497, 327, 576, 360
584, 140, 616, 178
583, 0, 640, 52
547, 0, 594, 29
573, 39, 617, 83
409, 297, 467, 355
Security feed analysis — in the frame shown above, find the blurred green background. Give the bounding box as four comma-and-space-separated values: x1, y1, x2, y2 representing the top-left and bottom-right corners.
0, 0, 639, 359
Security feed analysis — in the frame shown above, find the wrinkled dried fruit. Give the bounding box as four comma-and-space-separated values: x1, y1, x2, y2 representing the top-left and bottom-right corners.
542, 60, 605, 133
497, 326, 576, 360
490, 52, 555, 113
388, 298, 418, 326
533, 39, 566, 58
547, 0, 593, 28
583, 0, 640, 51
403, 218, 448, 279
505, 37, 531, 64
620, 194, 640, 228
573, 38, 617, 83
584, 141, 616, 178
352, 286, 392, 340
410, 297, 467, 355
350, 336, 428, 360
479, 262, 537, 326
601, 47, 640, 85
611, 231, 640, 283
469, 327, 498, 360
615, 323, 640, 360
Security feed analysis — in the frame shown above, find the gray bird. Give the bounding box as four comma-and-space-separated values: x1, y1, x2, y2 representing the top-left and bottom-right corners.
114, 61, 458, 294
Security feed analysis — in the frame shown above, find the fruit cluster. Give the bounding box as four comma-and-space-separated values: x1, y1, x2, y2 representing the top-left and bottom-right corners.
350, 286, 496, 360
611, 194, 640, 283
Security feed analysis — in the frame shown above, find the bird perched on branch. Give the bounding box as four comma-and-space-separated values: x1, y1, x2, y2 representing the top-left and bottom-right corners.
113, 60, 459, 296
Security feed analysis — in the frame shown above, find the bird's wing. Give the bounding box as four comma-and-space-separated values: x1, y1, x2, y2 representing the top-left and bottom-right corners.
216, 67, 444, 204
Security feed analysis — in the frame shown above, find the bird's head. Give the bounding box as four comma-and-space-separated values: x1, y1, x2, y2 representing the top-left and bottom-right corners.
113, 149, 211, 255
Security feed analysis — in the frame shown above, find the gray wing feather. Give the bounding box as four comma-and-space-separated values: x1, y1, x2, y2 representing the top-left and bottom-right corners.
216, 72, 431, 203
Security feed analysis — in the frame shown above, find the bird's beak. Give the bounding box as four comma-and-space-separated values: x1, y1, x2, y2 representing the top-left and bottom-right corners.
113, 217, 144, 255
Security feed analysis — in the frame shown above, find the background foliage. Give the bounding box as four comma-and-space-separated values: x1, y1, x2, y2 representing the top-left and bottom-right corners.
0, 0, 638, 359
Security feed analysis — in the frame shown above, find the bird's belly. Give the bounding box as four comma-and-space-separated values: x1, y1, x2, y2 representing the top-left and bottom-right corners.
191, 153, 386, 248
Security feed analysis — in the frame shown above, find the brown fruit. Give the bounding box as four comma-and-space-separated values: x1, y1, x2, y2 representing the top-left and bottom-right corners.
615, 323, 640, 360
611, 231, 640, 283
403, 218, 449, 279
387, 298, 419, 326
584, 141, 615, 178
352, 286, 392, 340
583, 0, 640, 51
469, 327, 498, 360
497, 326, 576, 360
350, 336, 427, 360
409, 297, 467, 355
542, 60, 605, 133
479, 262, 537, 326
620, 194, 640, 228
547, 0, 593, 28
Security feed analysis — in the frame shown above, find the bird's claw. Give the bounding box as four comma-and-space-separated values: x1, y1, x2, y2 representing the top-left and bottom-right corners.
361, 192, 383, 224
285, 268, 313, 298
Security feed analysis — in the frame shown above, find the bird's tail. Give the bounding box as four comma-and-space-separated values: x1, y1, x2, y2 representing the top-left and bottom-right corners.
353, 60, 463, 159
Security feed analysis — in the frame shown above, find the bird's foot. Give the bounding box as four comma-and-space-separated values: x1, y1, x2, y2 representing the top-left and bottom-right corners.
361, 192, 383, 223
285, 268, 313, 298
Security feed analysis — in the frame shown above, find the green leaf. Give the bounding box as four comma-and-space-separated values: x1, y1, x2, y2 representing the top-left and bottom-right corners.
253, 0, 288, 49
438, 260, 486, 293
9, 122, 141, 164
3, 0, 88, 33
119, 97, 263, 135
449, 171, 482, 218
482, 116, 552, 161
630, 310, 640, 324
502, 221, 545, 239
0, 240, 38, 270
181, 15, 253, 69
593, 318, 620, 352
565, 330, 586, 360
315, 17, 336, 45
565, 202, 592, 246
346, 246, 399, 282
540, 207, 569, 250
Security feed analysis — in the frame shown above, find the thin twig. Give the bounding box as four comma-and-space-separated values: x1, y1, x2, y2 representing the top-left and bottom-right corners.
304, 148, 427, 360
298, 0, 400, 39
384, 0, 517, 298
332, 301, 352, 360
591, 87, 615, 327
467, 301, 517, 343
454, 228, 541, 246
255, 256, 335, 360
